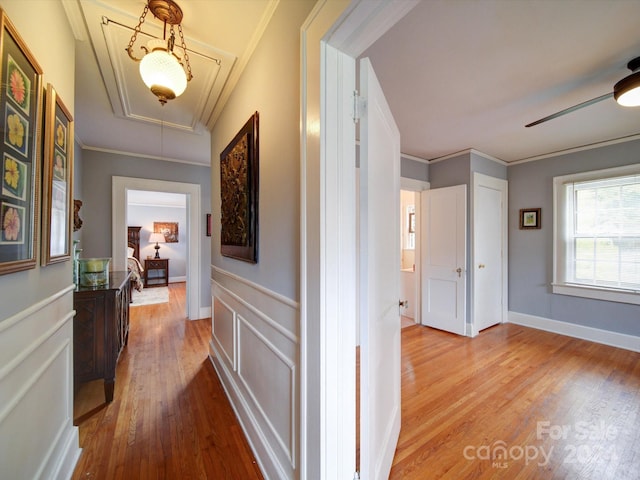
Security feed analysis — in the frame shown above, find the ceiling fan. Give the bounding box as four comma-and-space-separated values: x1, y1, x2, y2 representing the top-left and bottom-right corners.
525, 56, 640, 127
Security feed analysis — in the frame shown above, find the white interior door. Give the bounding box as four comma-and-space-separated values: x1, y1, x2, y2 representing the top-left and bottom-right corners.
473, 173, 508, 332
421, 185, 467, 335
359, 57, 401, 480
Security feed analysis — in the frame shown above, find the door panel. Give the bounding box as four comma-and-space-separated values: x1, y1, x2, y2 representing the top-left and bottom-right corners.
421, 185, 467, 336
474, 175, 508, 332
359, 57, 401, 480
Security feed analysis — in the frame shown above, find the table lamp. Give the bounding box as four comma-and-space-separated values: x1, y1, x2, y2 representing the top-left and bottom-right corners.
149, 232, 166, 259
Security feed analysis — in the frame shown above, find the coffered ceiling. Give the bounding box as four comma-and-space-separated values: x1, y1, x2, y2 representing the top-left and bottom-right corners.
65, 0, 276, 166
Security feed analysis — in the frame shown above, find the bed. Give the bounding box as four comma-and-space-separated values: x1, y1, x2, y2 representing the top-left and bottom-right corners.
127, 226, 145, 292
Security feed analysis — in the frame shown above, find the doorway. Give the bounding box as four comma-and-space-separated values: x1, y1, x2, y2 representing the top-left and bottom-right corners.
127, 190, 188, 310
112, 176, 202, 320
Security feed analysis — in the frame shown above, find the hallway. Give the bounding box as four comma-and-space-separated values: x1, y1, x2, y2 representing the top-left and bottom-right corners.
72, 283, 263, 479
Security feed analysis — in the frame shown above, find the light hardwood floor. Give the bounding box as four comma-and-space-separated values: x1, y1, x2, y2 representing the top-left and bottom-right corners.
390, 323, 640, 479
72, 283, 263, 479
73, 282, 639, 479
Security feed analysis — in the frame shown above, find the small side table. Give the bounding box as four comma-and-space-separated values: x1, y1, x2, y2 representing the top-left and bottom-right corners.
144, 258, 169, 287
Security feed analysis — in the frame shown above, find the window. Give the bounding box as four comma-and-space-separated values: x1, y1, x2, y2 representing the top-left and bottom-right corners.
553, 164, 640, 305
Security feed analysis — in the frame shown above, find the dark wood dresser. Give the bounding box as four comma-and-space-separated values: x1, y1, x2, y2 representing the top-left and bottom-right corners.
73, 271, 132, 403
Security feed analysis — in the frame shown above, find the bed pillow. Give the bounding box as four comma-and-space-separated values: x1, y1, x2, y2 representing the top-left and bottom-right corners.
127, 247, 135, 258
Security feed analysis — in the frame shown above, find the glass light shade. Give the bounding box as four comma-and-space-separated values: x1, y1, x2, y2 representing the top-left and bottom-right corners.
139, 48, 188, 99
614, 71, 640, 107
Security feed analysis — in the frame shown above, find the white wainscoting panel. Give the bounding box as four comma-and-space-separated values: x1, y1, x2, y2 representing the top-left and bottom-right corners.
0, 286, 80, 479
212, 297, 236, 369
210, 267, 299, 480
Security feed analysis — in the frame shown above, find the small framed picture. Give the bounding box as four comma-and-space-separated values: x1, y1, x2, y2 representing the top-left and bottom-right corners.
519, 208, 541, 230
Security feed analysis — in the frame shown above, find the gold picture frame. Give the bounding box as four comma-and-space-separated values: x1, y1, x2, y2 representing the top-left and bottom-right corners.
41, 83, 73, 265
154, 221, 179, 243
0, 10, 43, 275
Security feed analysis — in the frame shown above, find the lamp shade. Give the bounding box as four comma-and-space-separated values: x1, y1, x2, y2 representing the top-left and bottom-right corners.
614, 71, 640, 107
149, 233, 166, 244
139, 44, 188, 100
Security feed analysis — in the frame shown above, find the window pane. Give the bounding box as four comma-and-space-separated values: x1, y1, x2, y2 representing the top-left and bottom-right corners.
595, 261, 618, 283
575, 190, 596, 233
575, 238, 594, 260
574, 260, 594, 282
595, 238, 617, 262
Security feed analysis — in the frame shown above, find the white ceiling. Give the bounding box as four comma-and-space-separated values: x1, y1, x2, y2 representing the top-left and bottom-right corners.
68, 0, 640, 168
362, 0, 640, 163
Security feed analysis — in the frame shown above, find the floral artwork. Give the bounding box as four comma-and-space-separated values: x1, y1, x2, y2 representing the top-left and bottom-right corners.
0, 201, 24, 244
55, 116, 66, 153
6, 55, 29, 114
2, 153, 27, 200
53, 151, 65, 180
4, 103, 28, 157
41, 83, 73, 265
0, 11, 42, 275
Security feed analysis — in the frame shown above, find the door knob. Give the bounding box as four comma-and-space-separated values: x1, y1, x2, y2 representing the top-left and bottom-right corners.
456, 267, 462, 277
399, 300, 408, 308
478, 264, 485, 269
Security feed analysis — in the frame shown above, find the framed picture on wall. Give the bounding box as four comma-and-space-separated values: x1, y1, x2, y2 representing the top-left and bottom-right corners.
154, 221, 179, 243
219, 111, 259, 263
41, 83, 73, 265
0, 10, 43, 275
519, 208, 541, 230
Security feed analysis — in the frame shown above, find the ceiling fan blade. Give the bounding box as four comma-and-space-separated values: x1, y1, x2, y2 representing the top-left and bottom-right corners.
525, 92, 614, 128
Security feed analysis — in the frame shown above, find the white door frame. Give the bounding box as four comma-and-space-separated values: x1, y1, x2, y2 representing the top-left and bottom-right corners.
400, 178, 430, 326
112, 176, 201, 320
300, 1, 419, 477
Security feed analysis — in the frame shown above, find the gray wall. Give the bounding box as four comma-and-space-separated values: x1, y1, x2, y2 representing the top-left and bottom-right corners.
210, 0, 314, 301
429, 153, 471, 189
508, 139, 640, 336
401, 156, 429, 181
128, 204, 187, 279
79, 149, 211, 305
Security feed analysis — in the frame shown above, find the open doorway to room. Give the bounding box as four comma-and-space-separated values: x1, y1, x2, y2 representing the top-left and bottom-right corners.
127, 190, 188, 313
112, 176, 202, 320
400, 189, 417, 328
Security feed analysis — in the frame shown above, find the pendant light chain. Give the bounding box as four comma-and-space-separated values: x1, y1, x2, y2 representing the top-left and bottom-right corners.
125, 0, 193, 104
126, 4, 150, 56
177, 24, 193, 81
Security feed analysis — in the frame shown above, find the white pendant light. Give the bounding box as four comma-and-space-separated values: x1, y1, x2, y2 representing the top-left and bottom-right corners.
126, 0, 193, 105
139, 40, 188, 103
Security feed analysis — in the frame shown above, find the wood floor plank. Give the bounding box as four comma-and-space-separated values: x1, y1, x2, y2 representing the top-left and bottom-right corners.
72, 283, 263, 479
389, 323, 640, 480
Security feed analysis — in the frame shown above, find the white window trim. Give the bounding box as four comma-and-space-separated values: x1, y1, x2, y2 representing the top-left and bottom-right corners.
552, 163, 640, 306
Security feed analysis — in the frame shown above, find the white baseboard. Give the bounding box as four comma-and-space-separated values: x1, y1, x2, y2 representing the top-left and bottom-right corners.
508, 311, 640, 353
53, 429, 81, 480
198, 306, 212, 319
